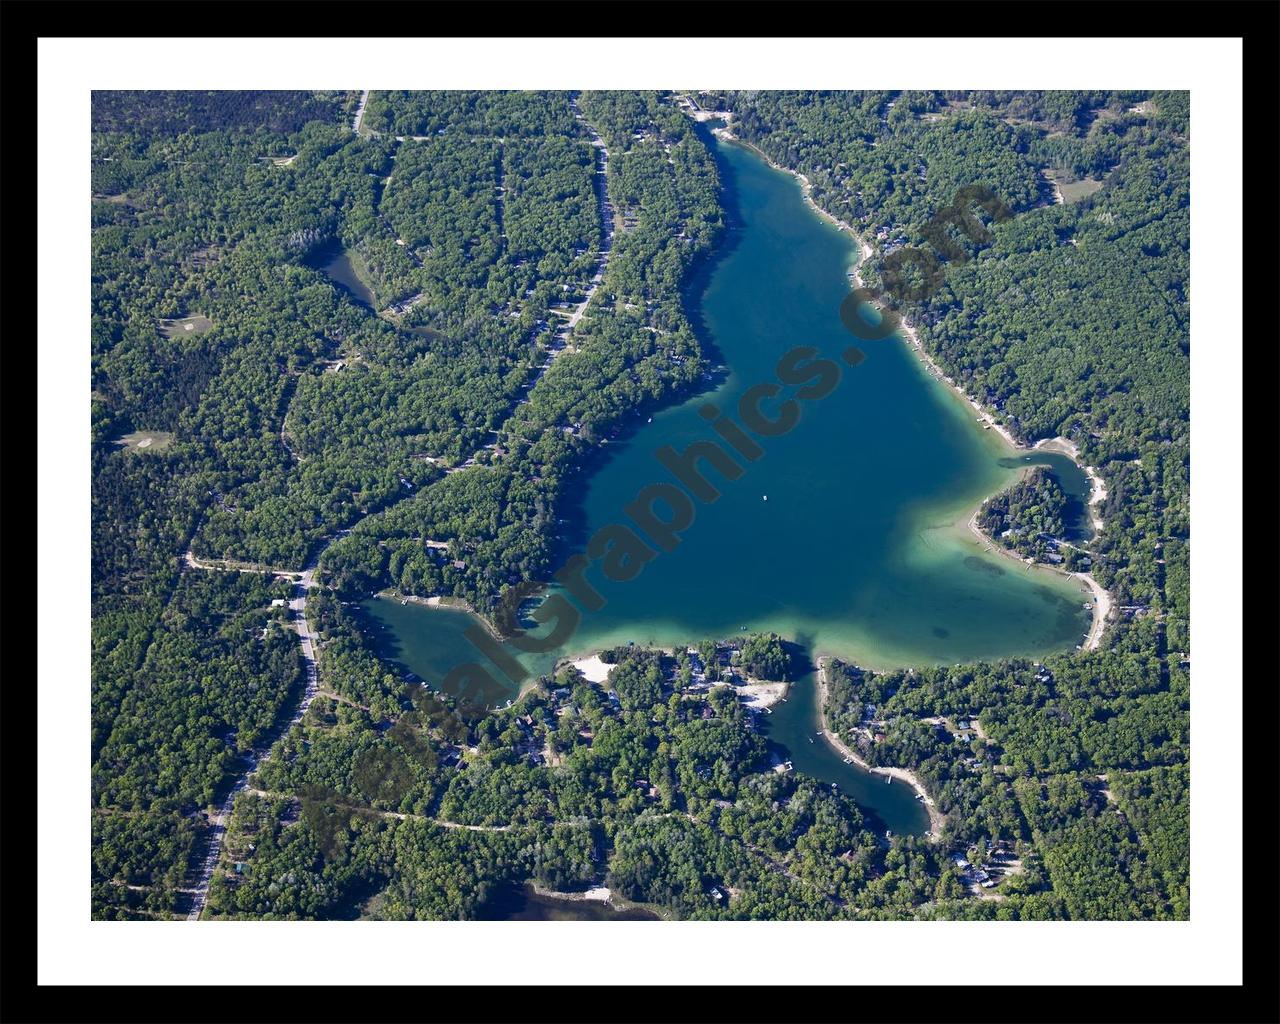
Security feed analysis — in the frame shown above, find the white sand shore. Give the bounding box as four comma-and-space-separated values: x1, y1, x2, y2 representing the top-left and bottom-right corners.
386, 591, 460, 611
713, 112, 1113, 548
1076, 573, 1112, 651
531, 883, 613, 903
712, 119, 1117, 657
724, 677, 788, 710
1033, 436, 1108, 533
963, 509, 1110, 651
570, 654, 614, 683
816, 660, 947, 839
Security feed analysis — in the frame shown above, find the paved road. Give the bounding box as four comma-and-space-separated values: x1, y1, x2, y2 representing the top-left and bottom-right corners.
559, 96, 614, 336
183, 100, 620, 918
352, 90, 371, 134
185, 560, 324, 919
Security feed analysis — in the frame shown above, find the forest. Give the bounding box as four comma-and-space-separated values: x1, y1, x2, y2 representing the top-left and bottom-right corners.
974, 467, 1082, 566
91, 89, 1188, 921
717, 89, 1188, 918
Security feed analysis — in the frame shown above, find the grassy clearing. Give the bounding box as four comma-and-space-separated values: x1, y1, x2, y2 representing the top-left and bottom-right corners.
158, 315, 214, 338
1044, 168, 1104, 205
114, 430, 176, 453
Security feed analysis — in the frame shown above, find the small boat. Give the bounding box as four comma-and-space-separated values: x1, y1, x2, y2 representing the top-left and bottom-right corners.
762, 495, 768, 501
808, 737, 814, 744
647, 417, 652, 423
885, 777, 891, 784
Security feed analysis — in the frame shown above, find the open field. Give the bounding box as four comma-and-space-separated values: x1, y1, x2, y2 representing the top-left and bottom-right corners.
1043, 168, 1104, 205
158, 315, 214, 338
114, 430, 175, 453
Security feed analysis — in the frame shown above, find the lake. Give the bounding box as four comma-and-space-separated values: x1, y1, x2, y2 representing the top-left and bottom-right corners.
479, 884, 660, 921
358, 130, 1093, 835
307, 242, 376, 309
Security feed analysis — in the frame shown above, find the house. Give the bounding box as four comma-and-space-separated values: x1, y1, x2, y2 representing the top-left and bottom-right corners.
271, 599, 286, 607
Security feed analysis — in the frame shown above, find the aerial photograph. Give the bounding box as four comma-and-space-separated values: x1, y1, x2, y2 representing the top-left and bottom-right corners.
89, 87, 1189, 924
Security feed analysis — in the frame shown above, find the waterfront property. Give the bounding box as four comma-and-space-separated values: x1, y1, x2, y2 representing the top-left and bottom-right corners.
358, 131, 1091, 835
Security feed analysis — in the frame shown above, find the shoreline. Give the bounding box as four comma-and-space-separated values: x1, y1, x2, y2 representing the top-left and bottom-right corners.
530, 882, 613, 904
529, 882, 667, 919
564, 648, 789, 709
378, 589, 514, 645
1030, 436, 1108, 534
961, 507, 1110, 652
815, 658, 947, 840
712, 118, 1113, 655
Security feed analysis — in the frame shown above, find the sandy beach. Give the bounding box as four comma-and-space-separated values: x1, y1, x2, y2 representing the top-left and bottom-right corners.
708, 115, 1116, 658
568, 649, 787, 709
716, 124, 1031, 453
532, 882, 612, 903
569, 653, 615, 683
1076, 573, 1112, 651
727, 676, 789, 710
962, 509, 1110, 651
383, 590, 475, 613
1033, 436, 1108, 533
711, 113, 1111, 530
378, 589, 523, 648
816, 660, 947, 839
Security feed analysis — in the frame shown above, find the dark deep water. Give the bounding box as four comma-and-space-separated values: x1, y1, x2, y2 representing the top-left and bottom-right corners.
359, 133, 1093, 836
306, 242, 376, 308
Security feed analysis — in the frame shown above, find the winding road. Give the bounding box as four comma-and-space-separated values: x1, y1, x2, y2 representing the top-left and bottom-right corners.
185, 562, 322, 919
183, 96, 620, 919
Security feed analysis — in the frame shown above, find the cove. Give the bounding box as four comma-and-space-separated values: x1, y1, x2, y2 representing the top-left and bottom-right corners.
359, 132, 1093, 835
305, 242, 376, 309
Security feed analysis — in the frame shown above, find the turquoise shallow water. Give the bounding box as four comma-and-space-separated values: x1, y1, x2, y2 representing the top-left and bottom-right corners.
359, 133, 1093, 835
